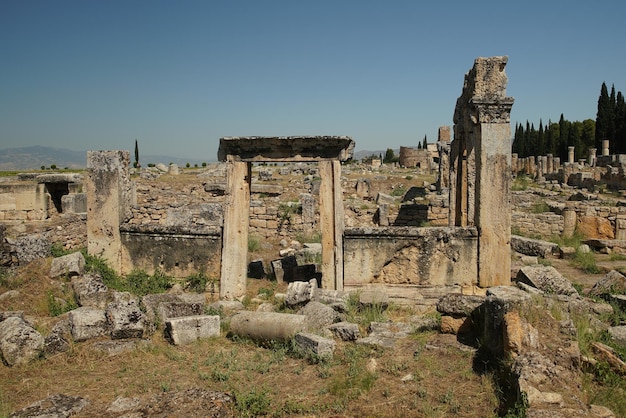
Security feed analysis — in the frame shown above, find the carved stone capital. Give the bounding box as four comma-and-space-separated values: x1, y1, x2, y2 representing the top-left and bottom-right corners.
470, 98, 514, 124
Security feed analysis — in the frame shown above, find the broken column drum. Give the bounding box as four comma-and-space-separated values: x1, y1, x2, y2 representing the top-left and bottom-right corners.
217, 136, 354, 300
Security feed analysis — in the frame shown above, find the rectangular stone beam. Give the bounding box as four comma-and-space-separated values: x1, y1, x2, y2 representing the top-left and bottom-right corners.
218, 136, 355, 162
319, 160, 344, 290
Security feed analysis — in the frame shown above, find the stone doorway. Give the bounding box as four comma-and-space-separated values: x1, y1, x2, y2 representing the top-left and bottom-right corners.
217, 136, 355, 300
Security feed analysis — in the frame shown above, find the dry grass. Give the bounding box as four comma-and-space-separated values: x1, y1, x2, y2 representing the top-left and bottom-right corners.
1, 330, 499, 417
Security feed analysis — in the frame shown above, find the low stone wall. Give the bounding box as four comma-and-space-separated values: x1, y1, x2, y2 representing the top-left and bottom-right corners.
119, 225, 222, 278
512, 212, 564, 237
343, 226, 478, 304
0, 183, 48, 221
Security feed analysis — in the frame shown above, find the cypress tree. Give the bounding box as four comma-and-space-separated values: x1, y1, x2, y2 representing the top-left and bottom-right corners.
615, 91, 626, 153
134, 139, 139, 168
596, 82, 611, 150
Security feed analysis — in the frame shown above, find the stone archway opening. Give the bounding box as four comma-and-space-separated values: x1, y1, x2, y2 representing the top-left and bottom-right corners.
217, 136, 355, 300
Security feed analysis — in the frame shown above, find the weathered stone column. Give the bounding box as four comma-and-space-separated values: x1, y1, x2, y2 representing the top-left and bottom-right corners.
319, 160, 344, 290
562, 208, 577, 238
86, 150, 132, 272
588, 148, 597, 167
452, 57, 514, 288
568, 146, 575, 164
602, 140, 610, 156
220, 160, 251, 299
546, 154, 554, 174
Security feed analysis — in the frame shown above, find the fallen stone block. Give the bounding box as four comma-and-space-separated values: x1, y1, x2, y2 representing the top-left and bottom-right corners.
328, 322, 360, 341
44, 319, 71, 356
516, 265, 579, 296
297, 301, 339, 332
165, 315, 220, 346
0, 316, 44, 366
588, 270, 626, 298
106, 293, 146, 339
285, 279, 317, 307
68, 307, 108, 342
49, 251, 85, 278
295, 332, 336, 358
608, 326, 626, 348
511, 235, 559, 258
436, 293, 485, 317
72, 273, 109, 309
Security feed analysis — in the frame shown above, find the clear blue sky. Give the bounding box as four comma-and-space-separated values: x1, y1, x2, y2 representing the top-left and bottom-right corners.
2, 0, 625, 161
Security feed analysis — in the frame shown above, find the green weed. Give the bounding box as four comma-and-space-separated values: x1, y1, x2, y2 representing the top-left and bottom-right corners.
234, 388, 271, 417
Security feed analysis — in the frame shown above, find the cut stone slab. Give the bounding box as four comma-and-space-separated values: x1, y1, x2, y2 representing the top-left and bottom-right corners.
328, 322, 360, 341
436, 293, 485, 317
142, 293, 206, 331
516, 265, 579, 296
49, 251, 85, 278
207, 300, 245, 316
511, 235, 559, 258
68, 307, 108, 342
0, 316, 44, 366
165, 315, 220, 346
295, 332, 336, 358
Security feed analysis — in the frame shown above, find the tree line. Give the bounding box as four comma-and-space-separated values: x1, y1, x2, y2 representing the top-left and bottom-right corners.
512, 82, 626, 161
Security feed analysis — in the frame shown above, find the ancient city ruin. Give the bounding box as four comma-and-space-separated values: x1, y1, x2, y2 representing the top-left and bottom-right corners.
1, 57, 625, 417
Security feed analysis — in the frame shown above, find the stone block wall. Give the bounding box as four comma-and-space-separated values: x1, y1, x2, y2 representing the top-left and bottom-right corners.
512, 212, 564, 237
0, 183, 48, 221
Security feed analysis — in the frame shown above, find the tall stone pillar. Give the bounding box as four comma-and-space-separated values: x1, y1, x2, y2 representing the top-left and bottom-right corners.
602, 140, 610, 156
319, 160, 344, 290
588, 148, 597, 167
546, 154, 553, 174
452, 56, 514, 288
568, 146, 575, 164
220, 161, 251, 299
86, 150, 132, 272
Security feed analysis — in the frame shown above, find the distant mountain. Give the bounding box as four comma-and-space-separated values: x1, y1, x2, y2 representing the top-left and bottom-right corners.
0, 146, 208, 171
0, 145, 399, 170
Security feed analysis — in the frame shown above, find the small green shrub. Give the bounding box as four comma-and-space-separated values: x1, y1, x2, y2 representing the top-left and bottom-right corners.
184, 271, 211, 293
234, 388, 271, 417
47, 291, 78, 317
125, 269, 173, 297
248, 236, 261, 252
511, 175, 530, 191
391, 186, 407, 197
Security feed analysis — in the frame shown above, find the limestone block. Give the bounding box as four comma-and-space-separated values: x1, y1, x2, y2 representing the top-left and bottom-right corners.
106, 294, 146, 339
142, 293, 206, 330
297, 301, 339, 331
436, 293, 485, 317
577, 215, 614, 239
0, 316, 44, 366
328, 322, 360, 341
50, 251, 85, 278
516, 265, 579, 296
589, 270, 626, 298
165, 315, 220, 346
285, 279, 317, 307
68, 307, 108, 342
72, 273, 109, 309
295, 332, 336, 358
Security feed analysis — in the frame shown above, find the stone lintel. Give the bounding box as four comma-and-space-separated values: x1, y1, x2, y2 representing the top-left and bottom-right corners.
36, 173, 83, 184
218, 136, 355, 162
